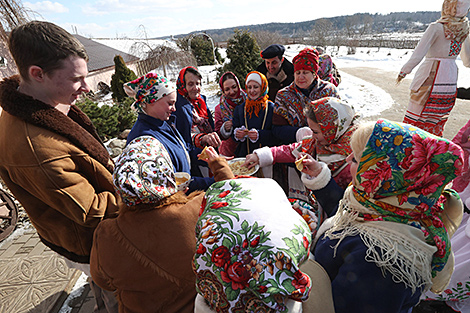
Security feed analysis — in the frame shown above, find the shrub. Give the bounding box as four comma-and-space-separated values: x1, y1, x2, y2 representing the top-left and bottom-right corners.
111, 55, 137, 102
217, 29, 262, 89
76, 97, 137, 141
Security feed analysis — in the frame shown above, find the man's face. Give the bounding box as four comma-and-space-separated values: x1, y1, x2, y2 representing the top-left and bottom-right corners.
265, 56, 283, 75
184, 72, 201, 100
42, 56, 90, 106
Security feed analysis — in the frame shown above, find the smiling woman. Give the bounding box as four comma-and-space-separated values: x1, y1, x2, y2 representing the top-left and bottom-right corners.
232, 71, 279, 157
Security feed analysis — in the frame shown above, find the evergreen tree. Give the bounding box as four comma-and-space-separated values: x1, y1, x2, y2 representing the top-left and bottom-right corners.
190, 35, 215, 66
76, 97, 137, 141
111, 55, 137, 102
218, 29, 262, 89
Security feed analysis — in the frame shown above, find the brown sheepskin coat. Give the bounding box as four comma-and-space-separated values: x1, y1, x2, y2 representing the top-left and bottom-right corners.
90, 158, 234, 313
0, 76, 122, 263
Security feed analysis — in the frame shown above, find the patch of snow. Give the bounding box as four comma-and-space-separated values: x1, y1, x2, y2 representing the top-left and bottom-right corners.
58, 272, 89, 313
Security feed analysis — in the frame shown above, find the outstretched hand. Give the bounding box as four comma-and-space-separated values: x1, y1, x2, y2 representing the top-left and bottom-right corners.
296, 153, 322, 177
244, 153, 259, 169
198, 146, 219, 162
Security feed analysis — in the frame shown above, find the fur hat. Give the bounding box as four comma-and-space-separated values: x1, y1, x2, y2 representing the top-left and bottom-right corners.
260, 44, 285, 59
293, 48, 319, 73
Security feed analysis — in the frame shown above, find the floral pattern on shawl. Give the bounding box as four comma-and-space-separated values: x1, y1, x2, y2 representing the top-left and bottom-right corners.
318, 55, 338, 86
113, 136, 177, 206
310, 97, 357, 174
194, 178, 312, 312
124, 72, 175, 114
219, 72, 247, 123
274, 80, 339, 128
353, 119, 464, 277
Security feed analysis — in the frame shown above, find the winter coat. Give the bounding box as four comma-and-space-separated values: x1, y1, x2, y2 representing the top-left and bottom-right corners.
172, 93, 215, 149
232, 101, 278, 157
214, 103, 238, 157
127, 113, 214, 192
0, 76, 122, 263
257, 58, 295, 100
172, 93, 216, 178
90, 158, 234, 313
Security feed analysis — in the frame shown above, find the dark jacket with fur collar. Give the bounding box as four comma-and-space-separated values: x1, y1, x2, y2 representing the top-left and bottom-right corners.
0, 76, 122, 263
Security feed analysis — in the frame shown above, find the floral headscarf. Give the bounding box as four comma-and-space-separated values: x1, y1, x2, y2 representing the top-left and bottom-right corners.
124, 72, 175, 114
244, 71, 269, 118
438, 0, 470, 42
177, 66, 213, 133
113, 136, 177, 206
317, 54, 338, 86
292, 48, 319, 74
218, 72, 247, 122
353, 119, 464, 277
304, 97, 357, 174
194, 178, 312, 312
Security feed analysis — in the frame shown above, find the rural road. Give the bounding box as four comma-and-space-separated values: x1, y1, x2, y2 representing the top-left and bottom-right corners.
340, 67, 469, 141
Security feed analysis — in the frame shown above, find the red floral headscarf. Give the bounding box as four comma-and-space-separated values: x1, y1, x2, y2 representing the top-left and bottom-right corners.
293, 48, 319, 73
177, 66, 208, 119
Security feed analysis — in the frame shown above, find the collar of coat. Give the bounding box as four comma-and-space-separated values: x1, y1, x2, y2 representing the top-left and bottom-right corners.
0, 76, 113, 173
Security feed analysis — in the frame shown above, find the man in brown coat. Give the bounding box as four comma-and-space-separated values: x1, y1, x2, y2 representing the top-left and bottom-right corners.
0, 21, 123, 312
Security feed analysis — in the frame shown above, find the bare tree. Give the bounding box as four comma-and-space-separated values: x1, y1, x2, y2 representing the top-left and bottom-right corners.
357, 15, 373, 37
133, 44, 195, 79
252, 30, 285, 50
0, 0, 32, 76
127, 25, 196, 79
309, 18, 332, 47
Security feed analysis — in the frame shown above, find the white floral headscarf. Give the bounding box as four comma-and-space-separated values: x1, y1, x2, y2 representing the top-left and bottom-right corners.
194, 178, 312, 312
113, 136, 177, 206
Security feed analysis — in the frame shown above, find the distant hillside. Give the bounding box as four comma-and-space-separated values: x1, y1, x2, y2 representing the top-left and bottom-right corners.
164, 11, 442, 42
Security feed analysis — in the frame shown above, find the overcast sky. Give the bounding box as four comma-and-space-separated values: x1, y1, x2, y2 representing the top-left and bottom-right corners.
23, 0, 444, 38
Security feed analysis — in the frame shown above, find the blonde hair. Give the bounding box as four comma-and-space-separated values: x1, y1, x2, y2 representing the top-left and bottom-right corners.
350, 121, 376, 160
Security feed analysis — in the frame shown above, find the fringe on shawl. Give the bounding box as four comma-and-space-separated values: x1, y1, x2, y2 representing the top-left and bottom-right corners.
324, 190, 434, 293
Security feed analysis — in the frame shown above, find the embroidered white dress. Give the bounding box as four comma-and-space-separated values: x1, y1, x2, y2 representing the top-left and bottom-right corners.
401, 22, 470, 136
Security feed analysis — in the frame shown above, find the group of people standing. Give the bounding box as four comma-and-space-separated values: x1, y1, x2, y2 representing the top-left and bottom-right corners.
1, 0, 470, 311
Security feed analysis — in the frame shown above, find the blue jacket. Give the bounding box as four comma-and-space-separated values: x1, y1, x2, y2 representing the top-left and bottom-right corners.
127, 113, 214, 192
312, 178, 421, 313
232, 101, 279, 157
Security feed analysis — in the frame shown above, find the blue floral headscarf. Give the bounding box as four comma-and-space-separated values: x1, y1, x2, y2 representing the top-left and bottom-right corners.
353, 119, 464, 277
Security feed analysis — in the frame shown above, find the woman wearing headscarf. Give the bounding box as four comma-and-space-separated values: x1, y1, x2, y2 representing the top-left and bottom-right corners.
299, 119, 464, 313
90, 138, 234, 313
173, 66, 221, 150
124, 72, 214, 192
214, 72, 247, 157
273, 47, 340, 145
398, 0, 470, 136
245, 97, 357, 192
232, 71, 278, 157
318, 54, 340, 87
